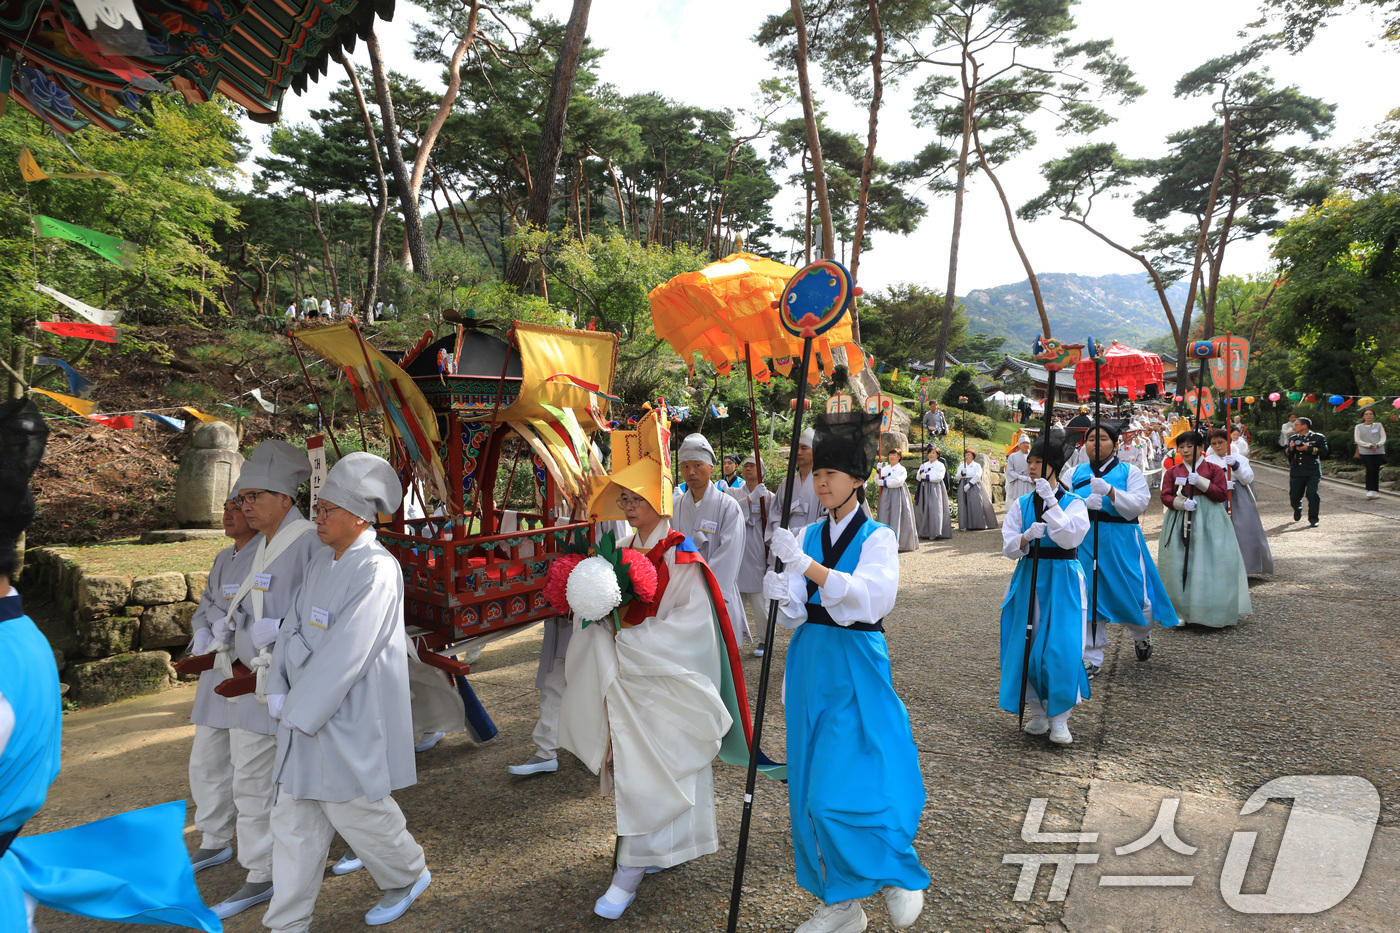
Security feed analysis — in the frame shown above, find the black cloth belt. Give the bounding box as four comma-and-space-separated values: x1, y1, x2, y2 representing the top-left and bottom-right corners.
804, 509, 886, 633
1089, 512, 1139, 525
0, 825, 20, 859
1031, 545, 1078, 560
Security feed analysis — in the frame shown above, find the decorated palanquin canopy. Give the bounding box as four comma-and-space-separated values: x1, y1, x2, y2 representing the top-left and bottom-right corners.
648, 251, 867, 386
0, 0, 391, 133
1072, 341, 1165, 401
291, 322, 448, 501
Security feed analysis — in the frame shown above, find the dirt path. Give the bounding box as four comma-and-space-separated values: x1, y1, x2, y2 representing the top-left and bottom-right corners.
32, 469, 1399, 932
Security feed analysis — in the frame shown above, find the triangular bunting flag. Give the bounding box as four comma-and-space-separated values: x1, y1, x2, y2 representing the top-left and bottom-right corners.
33, 215, 139, 267
32, 355, 96, 398
88, 414, 135, 429
181, 407, 223, 424
32, 388, 96, 416
37, 321, 116, 343
34, 283, 122, 326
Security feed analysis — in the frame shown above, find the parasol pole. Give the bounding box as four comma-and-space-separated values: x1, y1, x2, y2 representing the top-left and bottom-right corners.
726, 335, 813, 933
727, 260, 853, 933
1020, 365, 1057, 730
745, 344, 769, 560
1091, 350, 1102, 656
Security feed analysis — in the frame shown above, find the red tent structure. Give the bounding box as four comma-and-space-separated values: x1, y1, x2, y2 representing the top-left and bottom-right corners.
1073, 341, 1165, 401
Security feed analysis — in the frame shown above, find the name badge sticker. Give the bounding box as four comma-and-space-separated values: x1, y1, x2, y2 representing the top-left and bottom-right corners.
252, 572, 272, 592
700, 519, 719, 534
310, 606, 330, 629
221, 583, 239, 599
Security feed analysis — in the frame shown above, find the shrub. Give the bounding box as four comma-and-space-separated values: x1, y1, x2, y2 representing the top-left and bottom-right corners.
941, 368, 987, 414
1324, 430, 1350, 459
948, 408, 996, 440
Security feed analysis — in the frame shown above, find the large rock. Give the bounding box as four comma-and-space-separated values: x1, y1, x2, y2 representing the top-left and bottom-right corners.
140, 601, 197, 649
77, 575, 131, 621
131, 572, 190, 606
175, 422, 243, 529
67, 651, 176, 706
185, 571, 210, 602
75, 616, 139, 657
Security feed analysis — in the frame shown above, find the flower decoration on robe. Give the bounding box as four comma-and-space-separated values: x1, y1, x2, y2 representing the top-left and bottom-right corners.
550, 530, 661, 630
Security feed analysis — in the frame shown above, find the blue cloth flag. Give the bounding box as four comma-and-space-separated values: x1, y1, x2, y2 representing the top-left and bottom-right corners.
143, 413, 186, 432
33, 356, 95, 398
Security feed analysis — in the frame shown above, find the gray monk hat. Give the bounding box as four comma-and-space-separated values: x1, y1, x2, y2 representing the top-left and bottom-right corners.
318, 452, 403, 522
237, 440, 311, 498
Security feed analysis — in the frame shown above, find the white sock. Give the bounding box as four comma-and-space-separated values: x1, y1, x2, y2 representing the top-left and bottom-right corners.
1050, 711, 1071, 729
610, 864, 646, 894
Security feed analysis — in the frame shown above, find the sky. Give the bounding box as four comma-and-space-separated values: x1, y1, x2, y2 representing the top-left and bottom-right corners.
247, 0, 1397, 295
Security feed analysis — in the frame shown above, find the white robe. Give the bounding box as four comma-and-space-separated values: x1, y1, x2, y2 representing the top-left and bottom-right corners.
671, 481, 750, 645
731, 481, 772, 594
189, 540, 258, 729
268, 529, 416, 803
1005, 451, 1034, 503
223, 509, 324, 734
557, 520, 732, 868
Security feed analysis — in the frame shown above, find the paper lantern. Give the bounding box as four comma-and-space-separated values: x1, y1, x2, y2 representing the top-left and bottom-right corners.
1288, 392, 1303, 402
1359, 396, 1376, 407
1245, 396, 1255, 404
1328, 394, 1345, 405
1393, 398, 1400, 409
1269, 392, 1281, 402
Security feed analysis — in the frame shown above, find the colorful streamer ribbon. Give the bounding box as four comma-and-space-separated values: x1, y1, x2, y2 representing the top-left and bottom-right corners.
33, 214, 138, 267
37, 321, 116, 342
32, 387, 95, 416
33, 355, 95, 397
34, 283, 123, 326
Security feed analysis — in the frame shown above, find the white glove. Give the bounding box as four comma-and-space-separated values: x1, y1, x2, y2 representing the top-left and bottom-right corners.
1088, 476, 1111, 495
1227, 480, 1235, 490
763, 570, 790, 606
212, 614, 234, 645
1023, 522, 1048, 543
1086, 493, 1104, 511
189, 627, 216, 656
1186, 471, 1199, 485
1180, 498, 1198, 512
1191, 472, 1210, 491
1034, 478, 1056, 504
770, 526, 812, 574
266, 693, 286, 721
251, 617, 280, 651
1227, 458, 1240, 469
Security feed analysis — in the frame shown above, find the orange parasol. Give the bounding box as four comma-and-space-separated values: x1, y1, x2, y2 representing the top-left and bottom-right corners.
648, 251, 866, 385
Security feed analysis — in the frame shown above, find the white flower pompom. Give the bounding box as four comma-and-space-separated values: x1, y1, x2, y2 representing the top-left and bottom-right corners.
567, 556, 622, 622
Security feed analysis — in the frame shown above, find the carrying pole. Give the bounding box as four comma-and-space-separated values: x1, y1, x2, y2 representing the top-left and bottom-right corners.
1019, 368, 1057, 730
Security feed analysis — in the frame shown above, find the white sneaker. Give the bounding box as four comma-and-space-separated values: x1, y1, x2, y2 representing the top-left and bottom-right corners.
414, 731, 445, 753
211, 882, 274, 919
507, 755, 559, 776
753, 642, 766, 658
331, 850, 363, 875
795, 901, 868, 933
593, 884, 637, 920
883, 887, 924, 929
364, 870, 431, 926
1023, 714, 1049, 735
1049, 723, 1073, 744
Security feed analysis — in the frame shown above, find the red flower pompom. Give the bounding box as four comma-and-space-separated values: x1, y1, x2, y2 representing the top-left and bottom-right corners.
543, 552, 584, 614
621, 548, 658, 604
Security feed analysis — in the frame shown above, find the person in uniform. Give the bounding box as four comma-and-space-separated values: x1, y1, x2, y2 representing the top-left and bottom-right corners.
762, 410, 929, 933
1158, 431, 1251, 627
914, 446, 951, 540
999, 429, 1090, 745
562, 412, 744, 921
954, 450, 995, 531
731, 453, 773, 657
875, 448, 919, 552
672, 433, 750, 648
263, 453, 430, 932
185, 489, 258, 875
1005, 434, 1034, 503
206, 440, 323, 920
1070, 422, 1179, 674
1205, 429, 1274, 576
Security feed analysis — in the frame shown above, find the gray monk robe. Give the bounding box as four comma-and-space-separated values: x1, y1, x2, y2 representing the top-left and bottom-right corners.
876, 462, 920, 552
672, 480, 750, 646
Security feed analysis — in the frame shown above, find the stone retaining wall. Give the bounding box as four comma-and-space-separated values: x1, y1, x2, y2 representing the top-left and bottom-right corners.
20, 548, 194, 705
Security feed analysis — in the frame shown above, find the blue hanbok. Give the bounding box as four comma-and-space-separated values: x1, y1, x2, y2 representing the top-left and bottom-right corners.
1070, 460, 1179, 630
779, 511, 930, 904
0, 592, 219, 931
998, 490, 1091, 718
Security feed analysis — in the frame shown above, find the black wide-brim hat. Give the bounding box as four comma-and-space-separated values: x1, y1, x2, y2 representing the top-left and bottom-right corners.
1028, 425, 1073, 476
813, 410, 881, 481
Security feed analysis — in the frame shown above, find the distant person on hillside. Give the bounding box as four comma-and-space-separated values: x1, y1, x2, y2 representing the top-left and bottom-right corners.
301, 293, 318, 320
319, 296, 333, 319
285, 303, 297, 321
922, 401, 948, 440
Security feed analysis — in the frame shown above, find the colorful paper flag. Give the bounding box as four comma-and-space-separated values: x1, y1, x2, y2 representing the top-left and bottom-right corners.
32, 387, 96, 416
181, 406, 222, 424
20, 147, 117, 182
37, 321, 116, 343
249, 388, 277, 413
34, 283, 123, 326
33, 215, 138, 267
88, 414, 134, 429
32, 355, 95, 397
143, 412, 185, 432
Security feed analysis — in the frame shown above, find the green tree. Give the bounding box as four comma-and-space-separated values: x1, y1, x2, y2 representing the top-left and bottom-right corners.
1270, 192, 1400, 396
860, 282, 961, 368
941, 366, 987, 414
